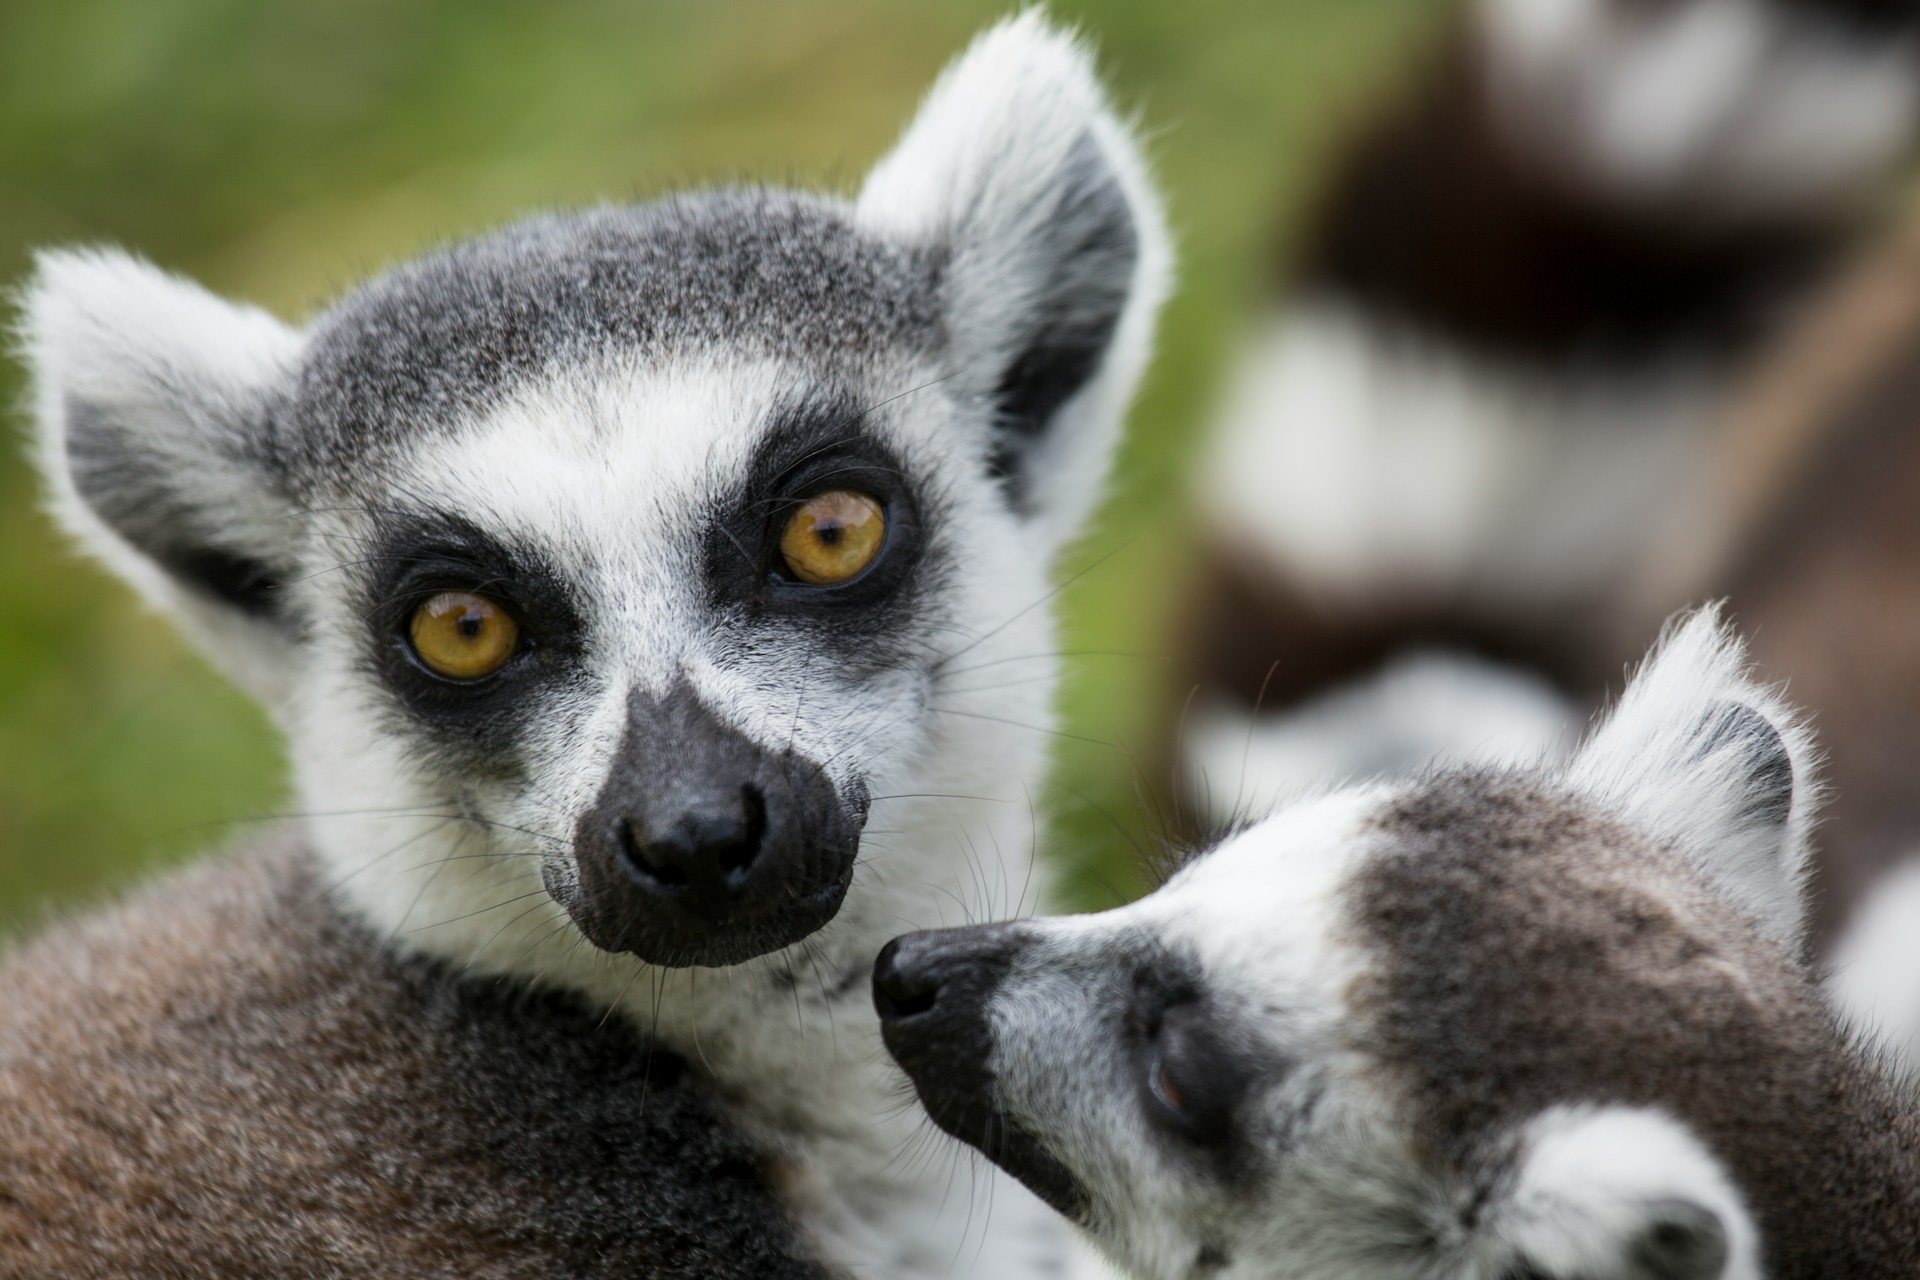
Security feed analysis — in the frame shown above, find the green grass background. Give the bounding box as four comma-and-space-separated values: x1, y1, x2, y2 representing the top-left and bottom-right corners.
0, 0, 1433, 936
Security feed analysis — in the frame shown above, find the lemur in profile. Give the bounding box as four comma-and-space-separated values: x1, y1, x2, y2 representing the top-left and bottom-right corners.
1173, 0, 1920, 853
878, 610, 1920, 1279
2, 15, 1169, 1276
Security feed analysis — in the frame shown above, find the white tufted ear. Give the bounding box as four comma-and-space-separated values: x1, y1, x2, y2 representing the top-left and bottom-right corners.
1568, 607, 1820, 946
1487, 1105, 1760, 1280
16, 247, 306, 706
858, 10, 1171, 554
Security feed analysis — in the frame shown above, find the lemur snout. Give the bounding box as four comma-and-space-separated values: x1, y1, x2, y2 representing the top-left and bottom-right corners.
874, 925, 1090, 1222
567, 679, 863, 967
874, 925, 1026, 1076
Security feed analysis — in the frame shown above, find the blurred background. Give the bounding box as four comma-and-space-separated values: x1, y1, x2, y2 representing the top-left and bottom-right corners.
0, 0, 1435, 933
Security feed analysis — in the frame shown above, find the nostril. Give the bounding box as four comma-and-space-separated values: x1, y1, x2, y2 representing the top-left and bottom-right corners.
715, 784, 768, 885
873, 939, 941, 1020
639, 853, 690, 889
610, 792, 771, 900
882, 979, 939, 1019
616, 817, 690, 891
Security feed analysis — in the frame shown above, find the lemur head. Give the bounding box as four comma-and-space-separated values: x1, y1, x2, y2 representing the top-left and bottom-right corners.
879, 610, 1823, 1280
18, 16, 1167, 985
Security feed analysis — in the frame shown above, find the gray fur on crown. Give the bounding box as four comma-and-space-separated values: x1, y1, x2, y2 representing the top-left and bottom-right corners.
0, 840, 833, 1279
284, 190, 945, 481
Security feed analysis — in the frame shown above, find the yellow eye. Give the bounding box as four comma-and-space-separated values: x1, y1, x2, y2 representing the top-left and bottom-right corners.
778, 489, 886, 585
408, 591, 520, 680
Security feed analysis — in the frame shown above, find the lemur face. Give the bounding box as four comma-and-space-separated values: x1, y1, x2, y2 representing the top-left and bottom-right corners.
281, 212, 1045, 970
23, 17, 1169, 980
878, 788, 1393, 1277
287, 238, 971, 968
880, 612, 1815, 1280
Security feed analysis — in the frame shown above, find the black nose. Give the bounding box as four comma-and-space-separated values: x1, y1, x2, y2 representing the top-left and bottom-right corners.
872, 924, 1029, 1042
615, 783, 769, 904
566, 678, 863, 968
872, 936, 943, 1019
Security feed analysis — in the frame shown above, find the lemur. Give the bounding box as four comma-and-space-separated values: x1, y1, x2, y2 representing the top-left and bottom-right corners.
1171, 0, 1920, 848
877, 610, 1920, 1279
1, 15, 1169, 1276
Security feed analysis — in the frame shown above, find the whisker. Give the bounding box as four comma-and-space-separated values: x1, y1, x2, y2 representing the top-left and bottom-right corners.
409, 887, 552, 933
930, 538, 1135, 675
928, 707, 1125, 751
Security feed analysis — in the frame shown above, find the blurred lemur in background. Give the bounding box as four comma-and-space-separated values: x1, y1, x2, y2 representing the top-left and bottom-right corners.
3, 15, 1168, 1277
1172, 0, 1920, 936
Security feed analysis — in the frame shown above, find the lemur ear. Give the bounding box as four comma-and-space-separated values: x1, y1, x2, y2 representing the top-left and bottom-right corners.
18, 248, 305, 705
1568, 607, 1820, 946
1488, 1106, 1757, 1280
857, 11, 1171, 552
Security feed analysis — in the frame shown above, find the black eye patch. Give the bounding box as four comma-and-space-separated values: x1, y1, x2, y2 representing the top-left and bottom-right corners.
357, 509, 585, 734
703, 388, 937, 660
1128, 967, 1258, 1156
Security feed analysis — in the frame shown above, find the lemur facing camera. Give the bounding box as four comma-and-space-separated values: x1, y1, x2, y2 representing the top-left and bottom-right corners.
2, 15, 1168, 1277
880, 611, 1920, 1279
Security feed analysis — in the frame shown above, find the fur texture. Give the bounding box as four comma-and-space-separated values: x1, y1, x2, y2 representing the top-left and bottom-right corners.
0, 841, 827, 1279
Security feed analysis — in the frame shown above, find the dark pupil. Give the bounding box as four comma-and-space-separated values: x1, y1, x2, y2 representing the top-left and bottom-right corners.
817, 522, 843, 546
457, 612, 485, 638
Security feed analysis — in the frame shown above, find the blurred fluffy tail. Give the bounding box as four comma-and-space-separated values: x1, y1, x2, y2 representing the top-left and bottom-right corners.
1827, 860, 1920, 1075
1174, 0, 1920, 833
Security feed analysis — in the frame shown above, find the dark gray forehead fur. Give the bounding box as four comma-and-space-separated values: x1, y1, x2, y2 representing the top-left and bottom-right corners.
280, 188, 945, 483
1348, 771, 1920, 1275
